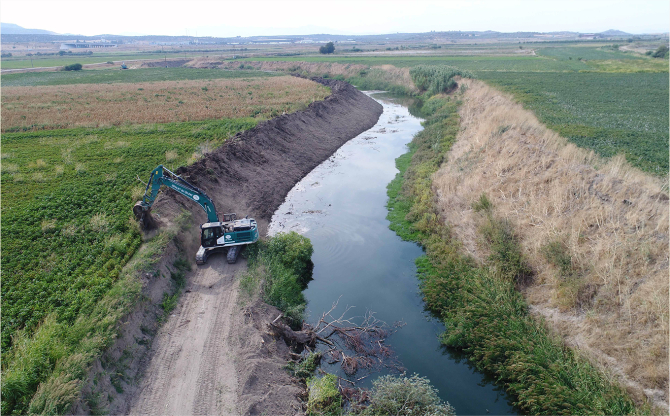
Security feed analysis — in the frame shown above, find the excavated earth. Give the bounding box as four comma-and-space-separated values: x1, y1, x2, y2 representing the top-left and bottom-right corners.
74, 78, 382, 416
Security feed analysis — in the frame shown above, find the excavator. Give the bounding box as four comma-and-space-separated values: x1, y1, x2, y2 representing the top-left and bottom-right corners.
133, 165, 259, 264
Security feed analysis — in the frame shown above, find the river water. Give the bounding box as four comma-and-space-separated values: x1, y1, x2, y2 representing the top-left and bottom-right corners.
269, 93, 515, 415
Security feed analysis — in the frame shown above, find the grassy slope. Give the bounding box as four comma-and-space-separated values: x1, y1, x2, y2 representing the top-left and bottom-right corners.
386, 94, 638, 415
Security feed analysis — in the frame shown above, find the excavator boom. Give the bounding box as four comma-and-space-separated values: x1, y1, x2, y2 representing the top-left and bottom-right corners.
134, 165, 218, 223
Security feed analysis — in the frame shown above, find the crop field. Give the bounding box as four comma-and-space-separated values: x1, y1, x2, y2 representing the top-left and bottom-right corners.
479, 71, 669, 173
0, 52, 205, 70
246, 45, 668, 174
1, 76, 330, 131
1, 67, 280, 87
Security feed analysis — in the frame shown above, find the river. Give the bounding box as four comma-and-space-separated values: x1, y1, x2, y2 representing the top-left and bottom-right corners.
269, 93, 516, 415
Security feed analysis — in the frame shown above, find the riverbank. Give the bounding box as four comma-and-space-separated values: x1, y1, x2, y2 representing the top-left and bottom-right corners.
386, 83, 647, 414
433, 79, 668, 411
72, 78, 382, 414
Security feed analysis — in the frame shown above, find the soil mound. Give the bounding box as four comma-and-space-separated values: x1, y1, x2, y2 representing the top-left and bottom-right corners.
172, 77, 383, 234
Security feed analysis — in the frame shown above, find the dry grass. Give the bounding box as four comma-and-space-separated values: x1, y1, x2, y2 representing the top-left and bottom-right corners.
1, 76, 329, 131
433, 79, 669, 409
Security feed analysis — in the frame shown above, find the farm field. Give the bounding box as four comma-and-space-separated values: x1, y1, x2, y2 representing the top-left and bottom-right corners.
0, 67, 279, 87
241, 44, 668, 174
0, 52, 207, 70
479, 71, 669, 173
1, 75, 330, 131
0, 69, 330, 415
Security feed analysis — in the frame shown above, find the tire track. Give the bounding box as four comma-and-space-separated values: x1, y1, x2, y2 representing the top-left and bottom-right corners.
128, 257, 242, 416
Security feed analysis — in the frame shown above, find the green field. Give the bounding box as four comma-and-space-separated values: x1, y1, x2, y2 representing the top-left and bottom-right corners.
1, 67, 278, 87
0, 52, 205, 70
242, 46, 668, 174
479, 71, 669, 173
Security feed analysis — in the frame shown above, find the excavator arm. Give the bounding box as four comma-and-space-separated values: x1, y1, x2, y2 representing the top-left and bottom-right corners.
133, 165, 219, 224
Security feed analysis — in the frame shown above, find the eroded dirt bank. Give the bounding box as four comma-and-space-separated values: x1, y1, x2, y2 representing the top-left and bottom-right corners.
75, 78, 382, 415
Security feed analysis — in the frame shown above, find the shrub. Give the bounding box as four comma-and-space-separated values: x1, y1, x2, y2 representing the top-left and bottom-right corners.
243, 232, 314, 324
306, 374, 341, 415
357, 374, 455, 416
409, 65, 474, 95
319, 42, 335, 54
1, 52, 12, 58
62, 63, 83, 71
286, 352, 321, 381
652, 44, 668, 58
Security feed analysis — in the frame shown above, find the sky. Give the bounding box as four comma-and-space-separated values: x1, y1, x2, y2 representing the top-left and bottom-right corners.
2, 0, 669, 37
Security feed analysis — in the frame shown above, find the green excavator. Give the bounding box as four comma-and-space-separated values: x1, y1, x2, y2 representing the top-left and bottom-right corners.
133, 165, 259, 264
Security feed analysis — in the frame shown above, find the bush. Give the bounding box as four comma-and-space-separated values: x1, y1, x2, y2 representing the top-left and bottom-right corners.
409, 65, 474, 95
62, 63, 83, 71
286, 352, 321, 381
652, 44, 668, 58
1, 52, 12, 58
243, 232, 314, 324
319, 42, 335, 54
357, 374, 455, 416
307, 374, 341, 415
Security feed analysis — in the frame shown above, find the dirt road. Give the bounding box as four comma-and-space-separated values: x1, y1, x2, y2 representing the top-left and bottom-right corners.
129, 257, 242, 415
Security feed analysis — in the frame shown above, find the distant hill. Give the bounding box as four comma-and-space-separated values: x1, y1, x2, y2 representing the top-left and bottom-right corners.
1, 22, 57, 35
598, 29, 631, 36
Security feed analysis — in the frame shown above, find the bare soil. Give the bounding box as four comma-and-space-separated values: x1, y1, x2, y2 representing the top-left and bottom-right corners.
74, 77, 382, 415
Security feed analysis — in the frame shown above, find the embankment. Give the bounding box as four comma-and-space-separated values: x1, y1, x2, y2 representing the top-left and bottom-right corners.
386, 79, 663, 414
75, 77, 382, 414
432, 79, 668, 410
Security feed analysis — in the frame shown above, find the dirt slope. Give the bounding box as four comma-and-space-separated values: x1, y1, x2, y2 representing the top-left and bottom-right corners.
75, 77, 382, 415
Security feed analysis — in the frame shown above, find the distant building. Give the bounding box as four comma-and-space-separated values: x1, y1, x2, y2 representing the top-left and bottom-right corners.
60, 40, 118, 50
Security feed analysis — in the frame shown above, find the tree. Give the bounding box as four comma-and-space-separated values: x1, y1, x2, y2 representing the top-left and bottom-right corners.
319, 42, 335, 54
62, 63, 82, 71
652, 44, 668, 58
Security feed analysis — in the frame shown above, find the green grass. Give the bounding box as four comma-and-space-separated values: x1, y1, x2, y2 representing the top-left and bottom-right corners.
385, 94, 638, 415
1, 67, 279, 87
536, 46, 643, 61
479, 71, 669, 174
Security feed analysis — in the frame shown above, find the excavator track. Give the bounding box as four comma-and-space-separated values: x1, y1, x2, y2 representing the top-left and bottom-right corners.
226, 246, 240, 264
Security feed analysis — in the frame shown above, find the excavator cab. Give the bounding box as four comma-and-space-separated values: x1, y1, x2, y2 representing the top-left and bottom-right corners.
201, 225, 223, 248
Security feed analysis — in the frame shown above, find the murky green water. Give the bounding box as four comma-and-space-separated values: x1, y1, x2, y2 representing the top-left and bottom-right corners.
270, 93, 516, 415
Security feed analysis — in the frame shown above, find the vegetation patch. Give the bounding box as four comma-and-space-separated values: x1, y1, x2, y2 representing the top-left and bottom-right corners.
1, 214, 187, 415
241, 232, 314, 324
385, 93, 638, 414
306, 374, 342, 416
353, 374, 455, 416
